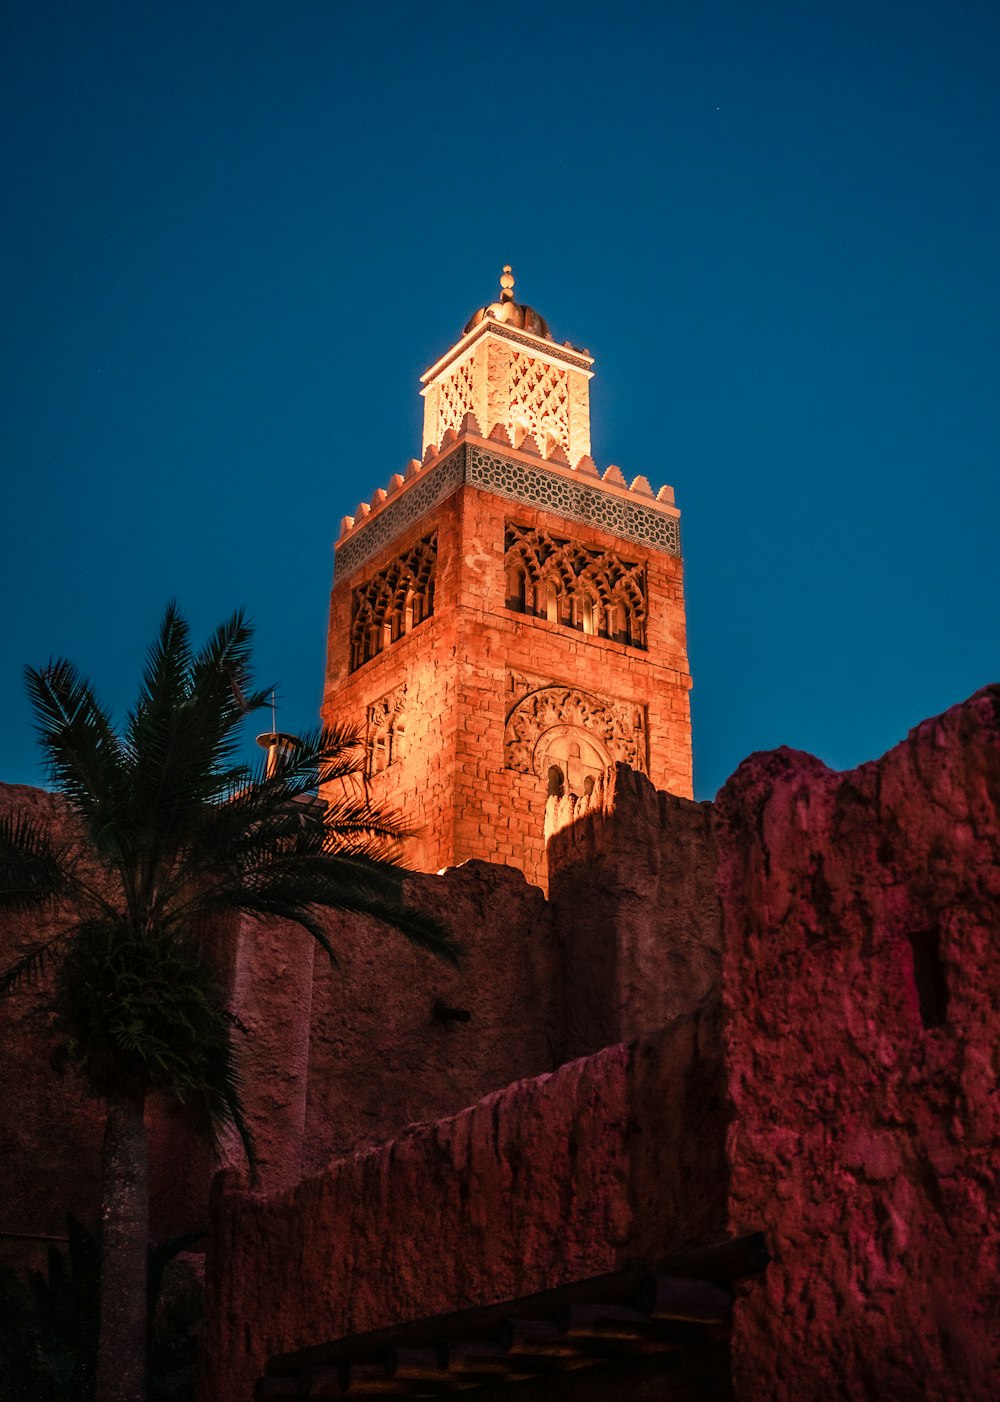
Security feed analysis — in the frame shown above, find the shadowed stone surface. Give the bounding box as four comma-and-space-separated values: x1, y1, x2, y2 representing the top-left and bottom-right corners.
547, 763, 721, 1061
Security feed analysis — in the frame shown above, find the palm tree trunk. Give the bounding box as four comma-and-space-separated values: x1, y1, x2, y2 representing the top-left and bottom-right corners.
96, 1090, 148, 1402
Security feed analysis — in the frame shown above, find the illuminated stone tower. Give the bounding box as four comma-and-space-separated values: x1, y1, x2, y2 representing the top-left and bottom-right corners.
322, 269, 692, 890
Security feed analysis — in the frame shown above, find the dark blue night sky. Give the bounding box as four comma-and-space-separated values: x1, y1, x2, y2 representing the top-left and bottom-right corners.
2, 1, 998, 799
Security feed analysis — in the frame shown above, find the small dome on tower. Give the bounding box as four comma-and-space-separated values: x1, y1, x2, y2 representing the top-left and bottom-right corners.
463, 265, 553, 340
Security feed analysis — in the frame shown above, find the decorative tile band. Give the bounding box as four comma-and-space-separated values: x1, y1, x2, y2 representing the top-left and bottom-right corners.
334, 450, 465, 580
334, 445, 680, 580
467, 446, 681, 559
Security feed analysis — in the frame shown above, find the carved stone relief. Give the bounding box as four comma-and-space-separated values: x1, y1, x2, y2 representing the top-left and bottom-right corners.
366, 684, 408, 777
503, 679, 648, 782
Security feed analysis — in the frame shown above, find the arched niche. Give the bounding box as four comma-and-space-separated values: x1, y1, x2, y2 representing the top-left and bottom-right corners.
533, 724, 611, 797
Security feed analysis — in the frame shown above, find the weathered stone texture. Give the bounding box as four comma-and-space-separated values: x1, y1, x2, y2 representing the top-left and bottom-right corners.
547, 763, 721, 1061
198, 1007, 726, 1402
294, 860, 556, 1170
716, 686, 1000, 1401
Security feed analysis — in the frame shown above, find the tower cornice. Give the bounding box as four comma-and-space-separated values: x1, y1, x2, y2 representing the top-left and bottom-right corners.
420, 317, 595, 388
334, 428, 680, 582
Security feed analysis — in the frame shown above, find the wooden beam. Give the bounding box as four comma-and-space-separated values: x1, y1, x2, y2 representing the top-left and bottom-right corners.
439, 1340, 539, 1381
662, 1231, 769, 1282
633, 1276, 731, 1324
384, 1347, 479, 1389
499, 1319, 602, 1368
557, 1303, 686, 1344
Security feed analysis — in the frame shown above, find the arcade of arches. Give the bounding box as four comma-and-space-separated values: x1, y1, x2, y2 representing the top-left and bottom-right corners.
504, 522, 647, 649
350, 534, 437, 672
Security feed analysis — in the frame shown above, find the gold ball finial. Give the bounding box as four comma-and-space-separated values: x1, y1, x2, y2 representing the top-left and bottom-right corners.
499, 264, 515, 302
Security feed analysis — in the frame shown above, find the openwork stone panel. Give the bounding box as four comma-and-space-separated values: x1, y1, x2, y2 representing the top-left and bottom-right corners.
437, 358, 476, 439
350, 535, 436, 672
508, 351, 570, 455
504, 522, 647, 648
504, 682, 648, 786
334, 445, 680, 581
365, 684, 407, 776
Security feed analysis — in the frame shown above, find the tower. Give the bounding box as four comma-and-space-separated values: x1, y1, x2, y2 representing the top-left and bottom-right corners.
322, 270, 692, 890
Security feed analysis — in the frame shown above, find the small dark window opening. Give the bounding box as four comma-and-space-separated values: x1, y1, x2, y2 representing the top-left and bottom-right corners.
547, 765, 565, 798
908, 928, 948, 1029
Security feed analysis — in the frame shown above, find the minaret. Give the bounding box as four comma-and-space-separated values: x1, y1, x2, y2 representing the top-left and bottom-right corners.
322, 269, 691, 890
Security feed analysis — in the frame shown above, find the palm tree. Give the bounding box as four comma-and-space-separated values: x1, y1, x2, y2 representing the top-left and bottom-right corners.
0, 604, 458, 1402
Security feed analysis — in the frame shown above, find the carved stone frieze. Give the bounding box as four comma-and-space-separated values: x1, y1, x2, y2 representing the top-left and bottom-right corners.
503, 679, 648, 777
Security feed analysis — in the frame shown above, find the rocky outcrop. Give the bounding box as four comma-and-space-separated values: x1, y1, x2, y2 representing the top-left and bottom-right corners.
716, 686, 1000, 1401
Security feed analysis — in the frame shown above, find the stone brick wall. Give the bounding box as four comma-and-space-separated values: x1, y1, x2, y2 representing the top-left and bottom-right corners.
324, 439, 692, 893
198, 1007, 726, 1402
716, 686, 1000, 1401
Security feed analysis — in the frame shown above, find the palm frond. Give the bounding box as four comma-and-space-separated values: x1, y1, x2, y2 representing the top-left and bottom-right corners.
24, 661, 128, 850
186, 610, 270, 777
0, 812, 75, 912
0, 932, 70, 996
233, 859, 461, 965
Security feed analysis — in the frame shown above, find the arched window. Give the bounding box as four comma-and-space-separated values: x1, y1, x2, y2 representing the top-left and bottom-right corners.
547, 765, 565, 797
537, 726, 610, 798
506, 563, 528, 612
349, 535, 437, 672
503, 522, 646, 650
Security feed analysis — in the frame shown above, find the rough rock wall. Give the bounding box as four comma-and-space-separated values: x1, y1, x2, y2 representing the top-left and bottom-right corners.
546, 764, 721, 1061
716, 686, 1000, 1401
199, 1006, 726, 1402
